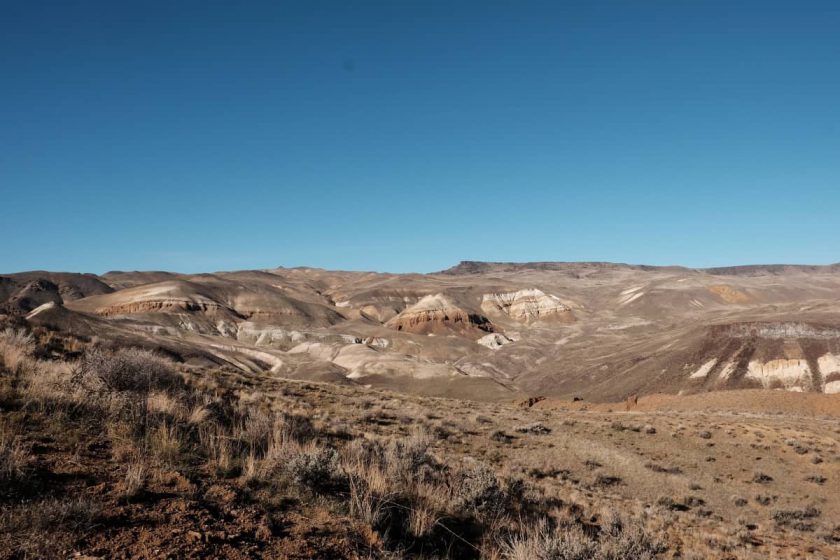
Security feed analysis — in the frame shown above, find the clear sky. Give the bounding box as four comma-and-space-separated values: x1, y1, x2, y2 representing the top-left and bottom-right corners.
2, 1, 839, 274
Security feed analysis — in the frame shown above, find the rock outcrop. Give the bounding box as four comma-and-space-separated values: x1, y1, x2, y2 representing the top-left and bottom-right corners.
385, 294, 493, 336
481, 289, 574, 324
707, 284, 755, 304
746, 359, 813, 390
711, 322, 840, 340
477, 333, 514, 349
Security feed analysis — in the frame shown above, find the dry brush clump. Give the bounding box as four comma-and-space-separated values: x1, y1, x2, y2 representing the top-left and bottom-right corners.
499, 511, 665, 560
773, 506, 821, 532
0, 328, 35, 376
79, 346, 182, 395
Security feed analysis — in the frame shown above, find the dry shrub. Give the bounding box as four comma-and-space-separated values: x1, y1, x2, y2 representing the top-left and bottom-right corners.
502, 521, 595, 560
342, 439, 397, 527
500, 514, 664, 560
0, 328, 35, 374
752, 471, 773, 484
335, 430, 546, 555
597, 513, 666, 559
338, 431, 470, 546
594, 474, 623, 487
773, 506, 821, 531
288, 446, 344, 493
453, 461, 505, 519
515, 423, 551, 435
644, 462, 682, 475
79, 347, 182, 396
371, 430, 431, 485
242, 409, 274, 451
263, 414, 314, 464
277, 413, 316, 443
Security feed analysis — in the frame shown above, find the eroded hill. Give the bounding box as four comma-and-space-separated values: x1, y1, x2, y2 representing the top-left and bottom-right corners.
4, 261, 840, 401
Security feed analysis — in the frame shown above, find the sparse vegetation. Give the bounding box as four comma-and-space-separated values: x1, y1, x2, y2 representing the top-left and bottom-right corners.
752, 471, 774, 484
0, 325, 837, 558
644, 462, 682, 475
515, 422, 551, 434
773, 506, 821, 531
500, 516, 665, 560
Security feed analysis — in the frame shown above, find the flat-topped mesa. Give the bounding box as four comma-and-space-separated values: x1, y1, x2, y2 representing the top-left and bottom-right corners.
481, 289, 574, 324
440, 260, 689, 275
384, 294, 493, 336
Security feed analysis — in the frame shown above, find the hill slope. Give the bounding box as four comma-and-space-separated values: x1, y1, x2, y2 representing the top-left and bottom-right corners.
5, 261, 840, 401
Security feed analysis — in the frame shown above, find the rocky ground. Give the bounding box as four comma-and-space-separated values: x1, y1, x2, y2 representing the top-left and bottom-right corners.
0, 326, 838, 559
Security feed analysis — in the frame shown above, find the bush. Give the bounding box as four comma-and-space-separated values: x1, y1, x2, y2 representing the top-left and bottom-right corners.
491, 430, 514, 443
385, 431, 430, 478
0, 328, 35, 374
288, 446, 344, 493
79, 347, 181, 395
501, 515, 665, 560
594, 474, 622, 487
453, 462, 504, 517
644, 462, 682, 475
597, 515, 666, 559
752, 472, 773, 484
773, 506, 821, 531
515, 423, 552, 435
502, 522, 595, 560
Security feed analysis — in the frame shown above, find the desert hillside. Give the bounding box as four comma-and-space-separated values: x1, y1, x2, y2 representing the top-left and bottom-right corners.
1, 263, 839, 558
4, 262, 840, 402
0, 327, 838, 558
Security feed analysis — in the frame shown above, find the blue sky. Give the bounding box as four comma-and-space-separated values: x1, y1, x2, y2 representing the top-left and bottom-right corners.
2, 1, 839, 274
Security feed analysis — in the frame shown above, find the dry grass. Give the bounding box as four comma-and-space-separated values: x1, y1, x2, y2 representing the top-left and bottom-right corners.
0, 328, 34, 375
121, 460, 147, 500
1, 328, 838, 558
149, 421, 183, 467
0, 426, 29, 482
